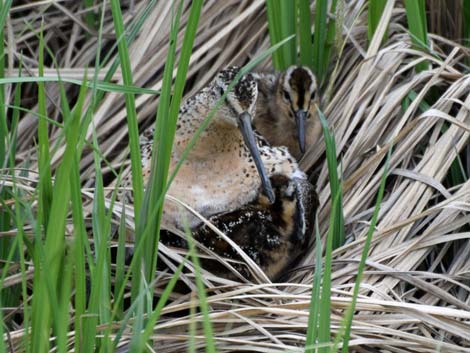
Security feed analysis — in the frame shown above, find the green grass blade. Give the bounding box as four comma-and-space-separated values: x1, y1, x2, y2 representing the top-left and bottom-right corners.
148, 0, 204, 280
83, 129, 114, 352
56, 240, 74, 353
318, 190, 340, 353
37, 22, 53, 231
8, 66, 30, 352
70, 158, 88, 353
87, 0, 158, 116
99, 180, 127, 353
82, 0, 96, 33
305, 215, 323, 353
30, 24, 54, 353
65, 68, 88, 352
0, 16, 6, 171
404, 0, 428, 72
0, 76, 160, 94
110, 0, 144, 224
266, 0, 296, 69
335, 149, 391, 353
188, 292, 197, 353
30, 74, 87, 353
312, 0, 328, 81
0, 0, 12, 29
137, 256, 188, 351
318, 108, 344, 248
322, 0, 338, 76
135, 0, 183, 287
113, 197, 128, 319
127, 277, 146, 353
312, 0, 338, 82
8, 63, 22, 169
368, 0, 387, 43
44, 78, 86, 282
129, 0, 183, 301
297, 0, 314, 68
15, 209, 31, 353
0, 297, 5, 353
46, 76, 87, 338
138, 0, 203, 291
266, 0, 284, 69
0, 227, 21, 310
0, 1, 13, 303
0, 2, 12, 148
279, 0, 296, 66
183, 222, 217, 353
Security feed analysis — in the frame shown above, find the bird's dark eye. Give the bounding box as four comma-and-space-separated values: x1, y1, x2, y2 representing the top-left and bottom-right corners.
283, 90, 290, 101
310, 91, 317, 102
218, 85, 225, 96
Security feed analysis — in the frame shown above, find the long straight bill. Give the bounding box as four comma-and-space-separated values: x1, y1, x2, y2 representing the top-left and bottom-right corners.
237, 112, 275, 203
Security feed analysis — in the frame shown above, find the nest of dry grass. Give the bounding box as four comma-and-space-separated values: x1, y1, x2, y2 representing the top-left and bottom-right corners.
6, 0, 470, 352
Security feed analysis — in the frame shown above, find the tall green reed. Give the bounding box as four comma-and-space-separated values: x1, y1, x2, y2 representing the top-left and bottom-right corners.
267, 0, 338, 84
404, 0, 428, 72
368, 0, 387, 42
110, 0, 144, 227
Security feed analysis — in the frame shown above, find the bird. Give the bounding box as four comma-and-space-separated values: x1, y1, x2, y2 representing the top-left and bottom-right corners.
134, 66, 279, 231
188, 173, 317, 281
253, 66, 322, 160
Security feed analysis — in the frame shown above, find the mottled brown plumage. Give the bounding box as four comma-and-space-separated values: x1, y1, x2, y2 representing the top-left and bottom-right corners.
122, 66, 317, 282
162, 174, 318, 281
127, 66, 278, 230
253, 66, 322, 160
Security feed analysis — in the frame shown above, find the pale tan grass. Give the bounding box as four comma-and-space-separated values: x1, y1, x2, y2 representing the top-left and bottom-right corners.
2, 0, 470, 352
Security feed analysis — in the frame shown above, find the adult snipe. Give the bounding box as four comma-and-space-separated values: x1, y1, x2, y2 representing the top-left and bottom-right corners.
134, 66, 275, 230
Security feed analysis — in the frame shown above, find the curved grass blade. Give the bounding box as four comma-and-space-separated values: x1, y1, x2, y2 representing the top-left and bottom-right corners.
0, 76, 160, 95
318, 189, 340, 353
183, 221, 217, 353
110, 0, 144, 225
305, 215, 323, 353
333, 148, 391, 353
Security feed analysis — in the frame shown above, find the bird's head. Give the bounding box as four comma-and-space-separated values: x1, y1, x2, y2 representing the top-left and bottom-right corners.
212, 66, 258, 123
276, 66, 319, 154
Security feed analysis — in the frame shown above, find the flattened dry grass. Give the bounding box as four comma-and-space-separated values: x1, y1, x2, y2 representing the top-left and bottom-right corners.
1, 0, 470, 352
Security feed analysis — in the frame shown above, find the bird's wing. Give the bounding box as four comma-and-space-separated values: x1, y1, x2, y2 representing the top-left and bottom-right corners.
292, 177, 318, 244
